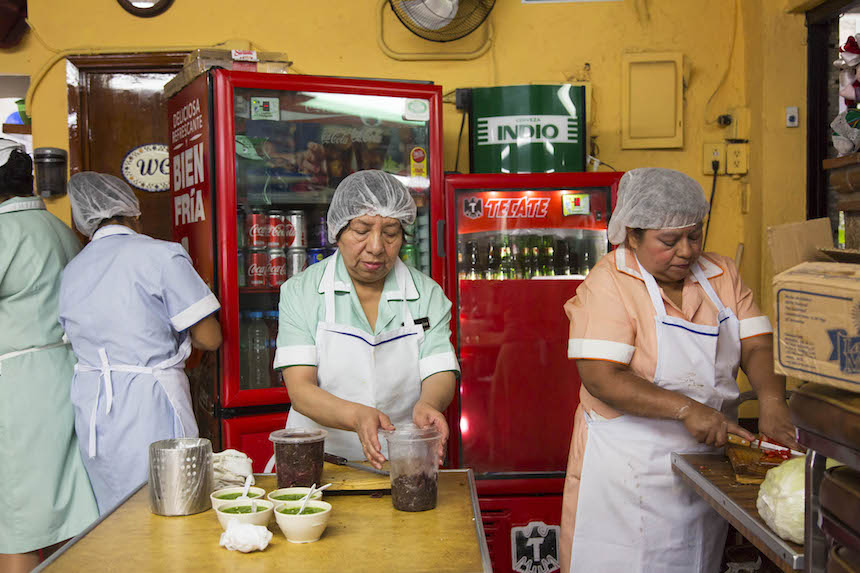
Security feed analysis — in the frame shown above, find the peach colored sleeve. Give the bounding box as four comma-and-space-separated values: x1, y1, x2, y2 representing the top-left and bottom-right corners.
565, 264, 637, 364
720, 255, 773, 339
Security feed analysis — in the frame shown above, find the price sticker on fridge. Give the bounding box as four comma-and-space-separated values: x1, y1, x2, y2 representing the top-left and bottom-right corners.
562, 193, 590, 216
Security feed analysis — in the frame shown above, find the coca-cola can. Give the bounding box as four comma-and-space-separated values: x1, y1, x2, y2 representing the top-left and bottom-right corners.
246, 208, 268, 248
247, 247, 268, 287
267, 210, 286, 248
286, 247, 308, 278
285, 210, 307, 248
267, 247, 287, 287
237, 249, 246, 287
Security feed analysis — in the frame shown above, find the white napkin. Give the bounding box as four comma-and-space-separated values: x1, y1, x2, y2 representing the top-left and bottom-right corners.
219, 520, 273, 553
213, 449, 254, 490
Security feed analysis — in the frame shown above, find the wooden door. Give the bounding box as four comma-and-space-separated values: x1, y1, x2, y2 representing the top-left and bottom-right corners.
67, 53, 186, 241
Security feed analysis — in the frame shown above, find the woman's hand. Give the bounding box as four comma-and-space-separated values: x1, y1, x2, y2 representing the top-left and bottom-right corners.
351, 405, 394, 469
758, 396, 803, 451
412, 400, 449, 465
680, 400, 755, 447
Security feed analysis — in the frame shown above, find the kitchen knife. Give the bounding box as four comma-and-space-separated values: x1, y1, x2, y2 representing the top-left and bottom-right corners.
728, 434, 805, 457
324, 452, 390, 476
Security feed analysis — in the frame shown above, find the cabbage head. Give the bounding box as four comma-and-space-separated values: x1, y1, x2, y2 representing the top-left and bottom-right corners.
756, 456, 841, 544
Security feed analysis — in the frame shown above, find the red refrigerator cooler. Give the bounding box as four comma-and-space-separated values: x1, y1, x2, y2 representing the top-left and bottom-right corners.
168, 70, 445, 472
443, 172, 622, 573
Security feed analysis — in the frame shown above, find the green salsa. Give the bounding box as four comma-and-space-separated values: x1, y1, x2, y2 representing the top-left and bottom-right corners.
216, 492, 261, 500
221, 505, 268, 514
278, 506, 325, 515
272, 493, 308, 501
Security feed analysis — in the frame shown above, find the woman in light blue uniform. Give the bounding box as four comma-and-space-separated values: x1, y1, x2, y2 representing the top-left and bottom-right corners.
0, 142, 97, 572
274, 170, 459, 468
59, 172, 223, 513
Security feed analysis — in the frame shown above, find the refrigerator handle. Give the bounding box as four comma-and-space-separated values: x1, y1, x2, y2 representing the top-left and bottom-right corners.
436, 220, 446, 257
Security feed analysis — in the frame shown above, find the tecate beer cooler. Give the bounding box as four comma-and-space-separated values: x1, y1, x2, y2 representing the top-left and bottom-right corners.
443, 172, 622, 573
168, 70, 445, 471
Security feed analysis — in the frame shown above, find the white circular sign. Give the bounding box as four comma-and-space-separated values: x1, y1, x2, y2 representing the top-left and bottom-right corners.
122, 144, 170, 192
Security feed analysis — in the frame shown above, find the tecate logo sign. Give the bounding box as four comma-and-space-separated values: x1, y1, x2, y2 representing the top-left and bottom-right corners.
484, 197, 550, 218
476, 115, 579, 146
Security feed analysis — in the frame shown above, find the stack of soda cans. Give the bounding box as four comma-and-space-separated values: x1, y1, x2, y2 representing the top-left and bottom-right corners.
238, 207, 312, 288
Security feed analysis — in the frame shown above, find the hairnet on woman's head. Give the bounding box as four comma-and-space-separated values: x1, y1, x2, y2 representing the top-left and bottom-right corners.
68, 172, 141, 237
607, 167, 709, 245
327, 170, 417, 243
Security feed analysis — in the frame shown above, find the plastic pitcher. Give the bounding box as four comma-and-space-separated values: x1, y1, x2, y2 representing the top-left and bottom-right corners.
382, 424, 442, 512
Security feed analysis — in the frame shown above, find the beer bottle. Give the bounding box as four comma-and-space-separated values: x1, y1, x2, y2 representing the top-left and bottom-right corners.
526, 235, 540, 278
486, 238, 500, 280
499, 235, 516, 280
457, 238, 466, 280
511, 236, 526, 279
580, 249, 591, 276
554, 237, 571, 276
466, 240, 480, 280
539, 235, 555, 277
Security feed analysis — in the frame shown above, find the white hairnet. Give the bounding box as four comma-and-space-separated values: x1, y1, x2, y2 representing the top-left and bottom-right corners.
68, 172, 141, 237
0, 138, 24, 167
607, 168, 709, 245
327, 170, 416, 243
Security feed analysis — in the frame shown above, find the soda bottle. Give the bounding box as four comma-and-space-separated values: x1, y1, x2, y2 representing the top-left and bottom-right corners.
554, 237, 571, 276
485, 238, 500, 280
466, 240, 480, 280
246, 311, 269, 389
539, 235, 555, 277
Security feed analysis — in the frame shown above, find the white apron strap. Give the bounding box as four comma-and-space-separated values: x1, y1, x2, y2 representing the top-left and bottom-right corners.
690, 261, 727, 314
321, 251, 339, 323
0, 335, 69, 375
0, 198, 46, 214
634, 255, 669, 317
394, 259, 415, 327
78, 339, 189, 459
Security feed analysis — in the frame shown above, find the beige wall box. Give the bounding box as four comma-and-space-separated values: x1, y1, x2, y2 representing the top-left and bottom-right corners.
773, 262, 860, 392
621, 52, 684, 149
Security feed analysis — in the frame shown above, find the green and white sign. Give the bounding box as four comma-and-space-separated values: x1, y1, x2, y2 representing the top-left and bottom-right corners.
470, 85, 586, 174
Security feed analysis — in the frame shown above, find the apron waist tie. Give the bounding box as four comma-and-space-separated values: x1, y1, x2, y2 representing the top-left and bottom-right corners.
76, 353, 172, 458
0, 335, 69, 376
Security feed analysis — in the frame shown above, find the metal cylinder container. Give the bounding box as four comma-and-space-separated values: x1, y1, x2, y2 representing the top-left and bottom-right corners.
148, 438, 214, 516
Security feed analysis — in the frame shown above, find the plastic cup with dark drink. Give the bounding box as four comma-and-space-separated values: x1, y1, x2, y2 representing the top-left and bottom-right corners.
269, 428, 327, 488
382, 424, 442, 512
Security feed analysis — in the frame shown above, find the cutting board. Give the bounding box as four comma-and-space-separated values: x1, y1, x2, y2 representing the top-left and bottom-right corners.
320, 461, 392, 492
726, 444, 783, 484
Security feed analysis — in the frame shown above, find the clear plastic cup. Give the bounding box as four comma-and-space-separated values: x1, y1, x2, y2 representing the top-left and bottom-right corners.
382, 424, 442, 512
269, 428, 327, 488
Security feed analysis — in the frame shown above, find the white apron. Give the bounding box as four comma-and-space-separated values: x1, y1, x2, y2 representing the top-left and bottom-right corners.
285, 252, 425, 461
571, 259, 740, 573
75, 336, 197, 459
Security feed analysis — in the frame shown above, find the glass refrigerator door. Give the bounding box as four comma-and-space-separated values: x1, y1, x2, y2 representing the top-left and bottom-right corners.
217, 72, 442, 408
446, 174, 621, 477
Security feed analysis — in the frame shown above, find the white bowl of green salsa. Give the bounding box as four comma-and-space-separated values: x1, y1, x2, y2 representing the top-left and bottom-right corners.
210, 486, 266, 510
214, 499, 274, 530
274, 500, 332, 543
266, 487, 323, 504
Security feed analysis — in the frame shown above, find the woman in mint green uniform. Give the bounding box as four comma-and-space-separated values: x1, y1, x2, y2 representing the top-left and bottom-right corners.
0, 141, 97, 572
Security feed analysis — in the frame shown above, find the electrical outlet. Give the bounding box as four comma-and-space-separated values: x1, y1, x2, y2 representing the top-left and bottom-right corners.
726, 143, 749, 175
703, 143, 726, 175
786, 106, 799, 128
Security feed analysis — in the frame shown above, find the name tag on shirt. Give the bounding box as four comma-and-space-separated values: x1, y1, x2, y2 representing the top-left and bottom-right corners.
407, 317, 430, 331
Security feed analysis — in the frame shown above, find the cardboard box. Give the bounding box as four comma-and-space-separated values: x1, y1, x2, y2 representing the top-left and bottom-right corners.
164, 49, 291, 99
773, 261, 860, 392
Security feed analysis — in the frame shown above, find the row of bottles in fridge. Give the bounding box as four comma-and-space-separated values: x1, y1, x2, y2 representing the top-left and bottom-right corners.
239, 310, 281, 390
457, 230, 606, 280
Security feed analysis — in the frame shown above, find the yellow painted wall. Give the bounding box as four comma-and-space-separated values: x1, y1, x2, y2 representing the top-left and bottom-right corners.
3, 0, 808, 399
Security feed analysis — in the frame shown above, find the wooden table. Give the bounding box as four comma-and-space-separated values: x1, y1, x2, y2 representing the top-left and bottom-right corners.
37, 469, 491, 573
672, 453, 804, 573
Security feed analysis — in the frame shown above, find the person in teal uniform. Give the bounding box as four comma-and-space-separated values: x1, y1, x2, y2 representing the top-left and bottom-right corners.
0, 140, 98, 572
274, 170, 460, 468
